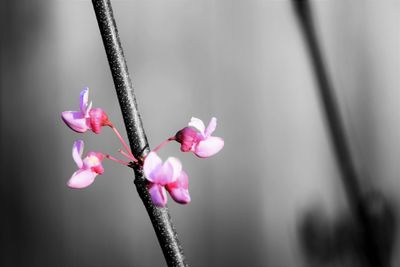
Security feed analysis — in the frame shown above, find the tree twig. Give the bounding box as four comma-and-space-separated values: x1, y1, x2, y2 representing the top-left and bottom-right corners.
91, 1, 188, 266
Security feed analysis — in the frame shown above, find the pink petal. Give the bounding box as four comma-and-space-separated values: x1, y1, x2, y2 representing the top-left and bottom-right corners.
85, 101, 93, 118
87, 151, 104, 161
167, 170, 189, 190
175, 127, 199, 152
151, 157, 180, 185
166, 171, 191, 204
91, 164, 104, 174
194, 136, 224, 158
188, 117, 205, 136
88, 108, 110, 134
67, 169, 97, 189
82, 152, 104, 169
143, 152, 162, 182
80, 87, 89, 114
148, 184, 168, 207
205, 117, 217, 138
61, 111, 90, 133
72, 140, 84, 168
168, 188, 191, 204
164, 157, 182, 182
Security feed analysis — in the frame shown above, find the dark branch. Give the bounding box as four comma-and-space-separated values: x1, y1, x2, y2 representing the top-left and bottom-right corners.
292, 1, 387, 266
91, 1, 188, 266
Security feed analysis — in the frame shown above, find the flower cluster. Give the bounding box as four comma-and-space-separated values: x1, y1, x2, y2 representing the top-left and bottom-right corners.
62, 88, 224, 207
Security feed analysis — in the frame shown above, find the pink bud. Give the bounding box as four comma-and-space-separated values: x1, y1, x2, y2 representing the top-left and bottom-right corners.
89, 108, 111, 134
175, 127, 199, 152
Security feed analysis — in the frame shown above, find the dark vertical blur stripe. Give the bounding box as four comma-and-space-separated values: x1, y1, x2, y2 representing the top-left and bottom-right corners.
0, 1, 7, 266
0, 1, 66, 266
1, 2, 15, 266
293, 1, 395, 266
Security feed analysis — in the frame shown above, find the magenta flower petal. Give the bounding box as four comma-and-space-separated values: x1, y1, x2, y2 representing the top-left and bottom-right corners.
61, 111, 90, 133
67, 169, 97, 189
166, 171, 191, 204
88, 108, 110, 134
150, 157, 180, 185
175, 127, 199, 152
204, 117, 217, 138
194, 136, 224, 158
168, 188, 191, 204
82, 152, 104, 169
143, 152, 163, 182
72, 140, 84, 168
80, 87, 89, 115
148, 183, 168, 207
91, 164, 104, 175
164, 157, 182, 182
188, 117, 205, 136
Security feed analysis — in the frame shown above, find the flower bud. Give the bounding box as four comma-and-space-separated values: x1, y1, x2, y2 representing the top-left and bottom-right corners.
89, 108, 111, 134
175, 127, 198, 152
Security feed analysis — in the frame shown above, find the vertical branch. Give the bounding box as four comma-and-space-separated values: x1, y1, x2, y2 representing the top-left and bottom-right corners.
292, 1, 384, 266
91, 1, 188, 266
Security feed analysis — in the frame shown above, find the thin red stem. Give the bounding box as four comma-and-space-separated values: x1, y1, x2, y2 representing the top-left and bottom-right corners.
110, 125, 137, 161
105, 154, 130, 166
152, 137, 176, 153
118, 149, 136, 161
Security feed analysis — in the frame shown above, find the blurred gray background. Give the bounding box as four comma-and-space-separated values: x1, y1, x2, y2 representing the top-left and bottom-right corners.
1, 0, 400, 266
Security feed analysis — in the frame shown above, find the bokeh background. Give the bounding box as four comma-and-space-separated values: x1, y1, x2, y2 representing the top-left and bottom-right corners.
1, 0, 400, 266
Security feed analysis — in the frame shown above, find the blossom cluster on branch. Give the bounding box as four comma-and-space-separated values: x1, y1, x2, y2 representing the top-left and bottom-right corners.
61, 88, 224, 207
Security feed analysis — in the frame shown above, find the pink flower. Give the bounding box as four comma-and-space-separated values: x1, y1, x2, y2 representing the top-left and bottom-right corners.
166, 170, 190, 205
175, 117, 224, 158
67, 140, 105, 189
143, 152, 190, 207
61, 87, 111, 134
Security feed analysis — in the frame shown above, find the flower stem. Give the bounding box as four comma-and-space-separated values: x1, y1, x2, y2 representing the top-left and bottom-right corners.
152, 137, 176, 153
118, 149, 136, 161
105, 154, 130, 166
111, 125, 137, 162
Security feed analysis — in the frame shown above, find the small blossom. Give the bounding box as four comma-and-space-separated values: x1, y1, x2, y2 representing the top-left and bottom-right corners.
143, 152, 190, 207
67, 140, 104, 189
61, 87, 111, 134
166, 170, 190, 204
89, 108, 111, 134
175, 117, 224, 158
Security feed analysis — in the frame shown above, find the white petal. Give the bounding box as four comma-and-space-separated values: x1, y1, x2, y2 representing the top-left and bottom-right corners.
195, 137, 224, 158
188, 117, 205, 136
61, 111, 90, 133
205, 117, 217, 137
80, 87, 89, 114
72, 140, 84, 168
143, 152, 162, 182
67, 169, 97, 189
163, 157, 182, 182
85, 101, 93, 118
